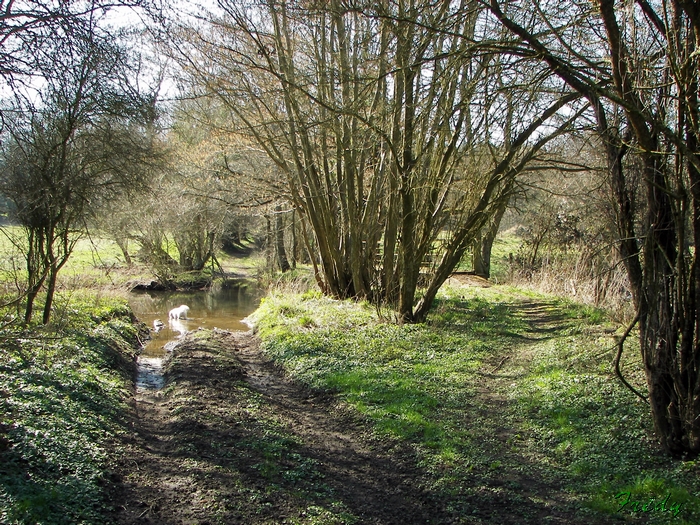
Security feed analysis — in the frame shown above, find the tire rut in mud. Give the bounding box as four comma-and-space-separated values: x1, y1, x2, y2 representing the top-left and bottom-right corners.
110, 330, 450, 524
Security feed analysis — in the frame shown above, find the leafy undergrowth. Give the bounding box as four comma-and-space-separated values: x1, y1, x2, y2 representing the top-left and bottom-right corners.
252, 286, 700, 524
0, 295, 140, 524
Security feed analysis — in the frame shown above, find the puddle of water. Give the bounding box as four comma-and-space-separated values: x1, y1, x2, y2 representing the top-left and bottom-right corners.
135, 357, 166, 390
129, 285, 260, 392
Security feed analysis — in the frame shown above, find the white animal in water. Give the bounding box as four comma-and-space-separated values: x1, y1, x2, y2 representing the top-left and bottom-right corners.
153, 319, 164, 333
169, 304, 190, 320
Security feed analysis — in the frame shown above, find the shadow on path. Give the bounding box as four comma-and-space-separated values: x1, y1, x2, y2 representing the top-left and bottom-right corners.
111, 331, 449, 524
111, 310, 620, 524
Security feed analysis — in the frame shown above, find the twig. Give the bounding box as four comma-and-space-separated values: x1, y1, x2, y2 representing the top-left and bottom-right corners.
490, 355, 510, 373
613, 312, 648, 404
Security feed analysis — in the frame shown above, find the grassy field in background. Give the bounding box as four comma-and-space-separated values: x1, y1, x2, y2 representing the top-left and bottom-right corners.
0, 227, 141, 291
0, 225, 266, 294
251, 284, 700, 524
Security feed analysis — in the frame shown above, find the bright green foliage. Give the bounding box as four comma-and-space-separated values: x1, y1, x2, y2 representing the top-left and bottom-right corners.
253, 286, 700, 523
254, 290, 524, 450
512, 334, 700, 523
0, 296, 137, 524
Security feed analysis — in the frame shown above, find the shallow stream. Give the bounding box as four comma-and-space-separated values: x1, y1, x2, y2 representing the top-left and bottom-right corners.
129, 285, 260, 392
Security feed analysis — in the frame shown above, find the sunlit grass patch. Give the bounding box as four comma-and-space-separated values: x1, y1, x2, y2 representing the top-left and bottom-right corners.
490, 231, 524, 280
253, 290, 528, 462
253, 284, 700, 523
0, 225, 147, 292
510, 326, 700, 522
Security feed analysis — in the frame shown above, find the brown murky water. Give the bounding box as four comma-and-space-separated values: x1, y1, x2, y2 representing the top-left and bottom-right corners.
129, 285, 260, 391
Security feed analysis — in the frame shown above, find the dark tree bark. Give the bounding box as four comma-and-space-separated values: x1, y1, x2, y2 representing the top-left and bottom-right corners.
473, 199, 509, 279
275, 204, 291, 273
489, 0, 700, 457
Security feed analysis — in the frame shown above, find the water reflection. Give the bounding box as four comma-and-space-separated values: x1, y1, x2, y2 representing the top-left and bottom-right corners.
129, 285, 260, 392
135, 357, 165, 390
130, 285, 260, 357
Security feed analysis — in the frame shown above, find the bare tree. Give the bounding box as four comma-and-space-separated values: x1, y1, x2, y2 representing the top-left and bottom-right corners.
173, 0, 581, 321
0, 9, 157, 324
489, 0, 700, 458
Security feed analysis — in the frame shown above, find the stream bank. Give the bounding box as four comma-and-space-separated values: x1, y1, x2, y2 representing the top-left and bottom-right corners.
0, 300, 143, 525
128, 284, 260, 395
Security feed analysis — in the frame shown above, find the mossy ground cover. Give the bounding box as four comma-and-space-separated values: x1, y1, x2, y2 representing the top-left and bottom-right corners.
252, 285, 700, 524
0, 295, 140, 524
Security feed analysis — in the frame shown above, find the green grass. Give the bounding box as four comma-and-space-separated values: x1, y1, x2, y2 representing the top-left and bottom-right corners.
488, 230, 523, 280
0, 225, 265, 293
252, 285, 700, 523
509, 325, 700, 523
0, 225, 151, 291
0, 294, 139, 524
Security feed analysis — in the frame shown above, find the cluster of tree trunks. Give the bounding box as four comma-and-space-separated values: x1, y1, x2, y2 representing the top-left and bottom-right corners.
186, 0, 580, 321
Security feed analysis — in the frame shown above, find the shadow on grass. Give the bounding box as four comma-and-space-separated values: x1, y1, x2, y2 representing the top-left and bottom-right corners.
245, 289, 700, 523
113, 331, 613, 524
1, 321, 136, 524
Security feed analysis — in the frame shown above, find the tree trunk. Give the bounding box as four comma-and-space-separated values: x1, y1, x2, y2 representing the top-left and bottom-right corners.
265, 214, 273, 271
42, 266, 58, 325
41, 235, 73, 324
291, 208, 297, 269
23, 229, 47, 325
24, 281, 42, 325
116, 238, 132, 266
275, 204, 291, 273
473, 199, 508, 279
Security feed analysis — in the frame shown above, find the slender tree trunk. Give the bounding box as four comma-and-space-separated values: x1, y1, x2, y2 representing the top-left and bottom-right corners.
41, 231, 74, 324
291, 208, 297, 269
275, 204, 291, 272
24, 229, 48, 325
24, 281, 43, 325
473, 200, 508, 279
265, 214, 273, 271
42, 266, 58, 325
116, 238, 132, 266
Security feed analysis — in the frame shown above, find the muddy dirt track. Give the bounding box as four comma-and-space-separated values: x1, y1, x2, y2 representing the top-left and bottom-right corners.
109, 329, 613, 525
110, 331, 450, 524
